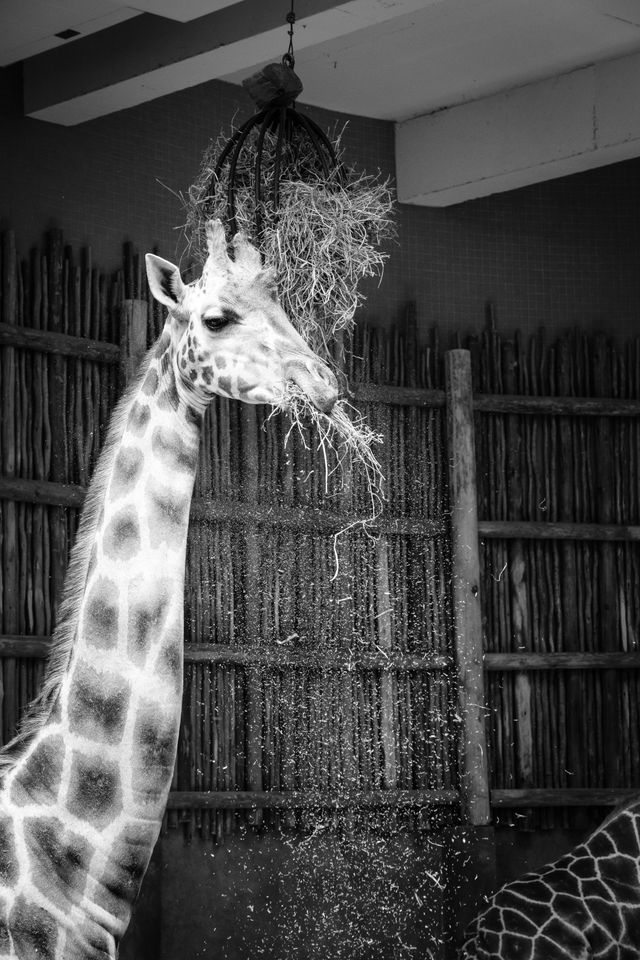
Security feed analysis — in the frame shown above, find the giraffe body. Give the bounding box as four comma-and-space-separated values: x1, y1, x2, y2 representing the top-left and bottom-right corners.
461, 798, 640, 959
0, 222, 338, 958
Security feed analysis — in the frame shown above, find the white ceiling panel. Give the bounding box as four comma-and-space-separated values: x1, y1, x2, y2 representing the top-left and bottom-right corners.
0, 0, 139, 66
222, 0, 640, 120
129, 0, 244, 23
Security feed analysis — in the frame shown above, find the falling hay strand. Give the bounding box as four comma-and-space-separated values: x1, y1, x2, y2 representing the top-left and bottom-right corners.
267, 384, 385, 575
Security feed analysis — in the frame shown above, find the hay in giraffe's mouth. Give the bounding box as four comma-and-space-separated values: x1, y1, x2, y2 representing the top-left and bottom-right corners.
268, 383, 385, 553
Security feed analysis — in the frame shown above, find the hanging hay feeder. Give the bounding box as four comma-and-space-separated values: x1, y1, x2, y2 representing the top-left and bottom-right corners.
182, 5, 394, 522
183, 39, 395, 355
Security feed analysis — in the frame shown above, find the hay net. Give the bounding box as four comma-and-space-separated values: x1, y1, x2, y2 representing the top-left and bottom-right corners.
182, 121, 395, 523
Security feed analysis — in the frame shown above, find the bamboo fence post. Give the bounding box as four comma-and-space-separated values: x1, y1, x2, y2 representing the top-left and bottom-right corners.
241, 404, 263, 827
1, 231, 18, 741
121, 299, 148, 384
370, 327, 398, 792
47, 230, 68, 619
376, 539, 398, 789
556, 340, 587, 813
502, 340, 534, 799
445, 349, 491, 826
593, 336, 620, 788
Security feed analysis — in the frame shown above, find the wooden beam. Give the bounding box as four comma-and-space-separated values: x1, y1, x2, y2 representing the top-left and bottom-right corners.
121, 299, 148, 384
0, 478, 447, 537
446, 349, 491, 827
351, 383, 445, 408
491, 788, 639, 808
4, 483, 639, 543
1, 320, 639, 420
473, 394, 640, 416
10, 639, 638, 673
502, 340, 533, 804
0, 321, 120, 363
193, 498, 446, 538
1, 231, 18, 742
0, 635, 452, 671
0, 477, 86, 508
0, 636, 50, 658
397, 52, 640, 206
485, 652, 640, 671
478, 520, 640, 541
23, 0, 430, 125
166, 787, 460, 810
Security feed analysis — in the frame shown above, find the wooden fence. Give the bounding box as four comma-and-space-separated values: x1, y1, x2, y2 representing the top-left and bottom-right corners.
0, 229, 639, 837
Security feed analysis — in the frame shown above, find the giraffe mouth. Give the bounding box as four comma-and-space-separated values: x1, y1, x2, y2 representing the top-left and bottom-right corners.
284, 358, 339, 415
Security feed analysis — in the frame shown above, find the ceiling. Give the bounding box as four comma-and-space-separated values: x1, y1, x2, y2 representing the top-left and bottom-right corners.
4, 0, 640, 204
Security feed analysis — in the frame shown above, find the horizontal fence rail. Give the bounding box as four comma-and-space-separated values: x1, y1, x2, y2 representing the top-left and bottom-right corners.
0, 321, 121, 363
478, 520, 640, 541
5, 479, 640, 542
166, 788, 460, 810
165, 787, 639, 811
491, 788, 640, 808
3, 638, 638, 673
485, 652, 640, 670
0, 479, 446, 537
4, 317, 640, 420
0, 636, 452, 670
473, 394, 640, 416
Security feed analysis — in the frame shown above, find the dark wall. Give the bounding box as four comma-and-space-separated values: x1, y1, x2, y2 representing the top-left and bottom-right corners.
136, 829, 448, 960
119, 824, 590, 960
2, 63, 640, 341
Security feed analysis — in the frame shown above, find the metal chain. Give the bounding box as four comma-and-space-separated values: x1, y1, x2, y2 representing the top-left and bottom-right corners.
283, 0, 296, 69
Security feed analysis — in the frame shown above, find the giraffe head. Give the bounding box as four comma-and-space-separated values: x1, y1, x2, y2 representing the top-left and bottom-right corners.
145, 220, 339, 413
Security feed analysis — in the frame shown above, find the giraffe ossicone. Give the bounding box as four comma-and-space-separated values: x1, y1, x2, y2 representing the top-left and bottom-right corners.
461, 796, 640, 959
0, 220, 338, 958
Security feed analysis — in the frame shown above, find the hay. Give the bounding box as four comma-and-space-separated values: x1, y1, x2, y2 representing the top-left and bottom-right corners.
183, 120, 393, 529
267, 384, 385, 575
182, 124, 395, 355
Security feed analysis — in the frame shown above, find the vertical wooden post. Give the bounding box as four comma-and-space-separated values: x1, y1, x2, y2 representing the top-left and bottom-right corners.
376, 539, 397, 789
241, 404, 263, 826
593, 336, 620, 788
121, 299, 148, 384
502, 341, 533, 802
445, 349, 491, 826
1, 231, 18, 742
47, 231, 68, 624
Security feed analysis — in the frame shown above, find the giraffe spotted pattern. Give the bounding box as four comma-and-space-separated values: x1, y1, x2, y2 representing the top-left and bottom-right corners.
461, 799, 640, 960
0, 220, 338, 958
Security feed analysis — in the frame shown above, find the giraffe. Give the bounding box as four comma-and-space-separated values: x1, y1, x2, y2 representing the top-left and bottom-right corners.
460, 795, 640, 959
0, 219, 338, 959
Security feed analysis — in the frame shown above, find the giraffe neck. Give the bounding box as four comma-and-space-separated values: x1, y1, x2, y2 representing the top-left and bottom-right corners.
0, 326, 203, 953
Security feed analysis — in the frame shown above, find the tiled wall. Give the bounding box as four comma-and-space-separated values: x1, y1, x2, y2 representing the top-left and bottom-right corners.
2, 64, 640, 342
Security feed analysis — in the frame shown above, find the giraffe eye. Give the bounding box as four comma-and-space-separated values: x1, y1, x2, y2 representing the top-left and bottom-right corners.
202, 315, 233, 332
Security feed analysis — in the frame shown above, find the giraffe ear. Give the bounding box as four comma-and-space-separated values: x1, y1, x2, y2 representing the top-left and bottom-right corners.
145, 254, 186, 309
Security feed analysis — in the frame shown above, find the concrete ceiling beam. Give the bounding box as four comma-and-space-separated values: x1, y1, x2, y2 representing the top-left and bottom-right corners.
130, 0, 244, 23
396, 48, 640, 206
23, 0, 439, 125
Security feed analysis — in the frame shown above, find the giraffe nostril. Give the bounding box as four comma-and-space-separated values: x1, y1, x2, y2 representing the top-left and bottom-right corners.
310, 361, 339, 413
284, 358, 339, 414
